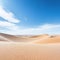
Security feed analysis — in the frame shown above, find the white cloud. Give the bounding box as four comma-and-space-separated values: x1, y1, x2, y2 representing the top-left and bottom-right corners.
0, 23, 60, 35
0, 21, 20, 31
0, 6, 60, 35
0, 6, 20, 23
0, 6, 21, 34
38, 24, 60, 30
18, 24, 60, 35
0, 21, 15, 27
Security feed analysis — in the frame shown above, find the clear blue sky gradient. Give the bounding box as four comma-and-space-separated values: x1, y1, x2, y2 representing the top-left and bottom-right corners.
1, 0, 60, 28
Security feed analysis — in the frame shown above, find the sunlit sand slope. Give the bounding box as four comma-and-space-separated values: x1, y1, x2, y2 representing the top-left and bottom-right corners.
0, 33, 60, 44
0, 33, 60, 60
0, 33, 34, 42
34, 35, 60, 44
0, 33, 50, 42
0, 42, 60, 60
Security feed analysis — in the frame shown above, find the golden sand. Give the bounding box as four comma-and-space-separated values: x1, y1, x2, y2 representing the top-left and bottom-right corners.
0, 33, 60, 60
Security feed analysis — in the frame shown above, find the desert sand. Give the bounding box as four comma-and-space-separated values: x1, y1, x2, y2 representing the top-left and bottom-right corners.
0, 33, 60, 60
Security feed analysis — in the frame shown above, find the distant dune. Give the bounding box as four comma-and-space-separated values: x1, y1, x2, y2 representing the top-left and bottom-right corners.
30, 34, 49, 38
0, 33, 49, 42
34, 35, 60, 44
0, 33, 60, 60
0, 33, 34, 42
0, 33, 60, 44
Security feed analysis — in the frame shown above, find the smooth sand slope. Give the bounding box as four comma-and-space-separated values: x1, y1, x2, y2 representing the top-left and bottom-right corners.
0, 33, 50, 42
0, 33, 34, 42
0, 33, 60, 60
0, 42, 60, 60
34, 35, 60, 44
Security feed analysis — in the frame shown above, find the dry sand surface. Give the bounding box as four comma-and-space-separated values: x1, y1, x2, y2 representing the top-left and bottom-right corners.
0, 42, 60, 60
0, 33, 60, 60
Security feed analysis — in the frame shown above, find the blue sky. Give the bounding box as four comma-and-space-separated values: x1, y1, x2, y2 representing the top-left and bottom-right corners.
0, 0, 60, 35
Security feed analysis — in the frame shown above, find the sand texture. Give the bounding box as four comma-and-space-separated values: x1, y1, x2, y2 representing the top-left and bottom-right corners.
0, 33, 60, 60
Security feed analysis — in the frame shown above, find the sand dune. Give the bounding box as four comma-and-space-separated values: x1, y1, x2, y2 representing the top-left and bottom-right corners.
0, 33, 49, 42
0, 42, 60, 60
0, 33, 60, 44
30, 34, 49, 38
0, 33, 34, 42
34, 35, 60, 44
0, 33, 60, 60
0, 36, 11, 41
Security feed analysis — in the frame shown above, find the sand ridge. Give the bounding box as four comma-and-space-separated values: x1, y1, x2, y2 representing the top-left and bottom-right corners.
0, 33, 60, 60
0, 33, 60, 44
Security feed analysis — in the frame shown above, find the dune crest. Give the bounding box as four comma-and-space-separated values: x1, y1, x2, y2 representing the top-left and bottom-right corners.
0, 33, 60, 44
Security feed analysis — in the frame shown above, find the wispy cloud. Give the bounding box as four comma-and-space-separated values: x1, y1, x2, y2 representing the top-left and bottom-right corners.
17, 24, 60, 35
0, 6, 20, 34
0, 23, 60, 35
0, 21, 19, 30
0, 6, 20, 23
0, 6, 60, 35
